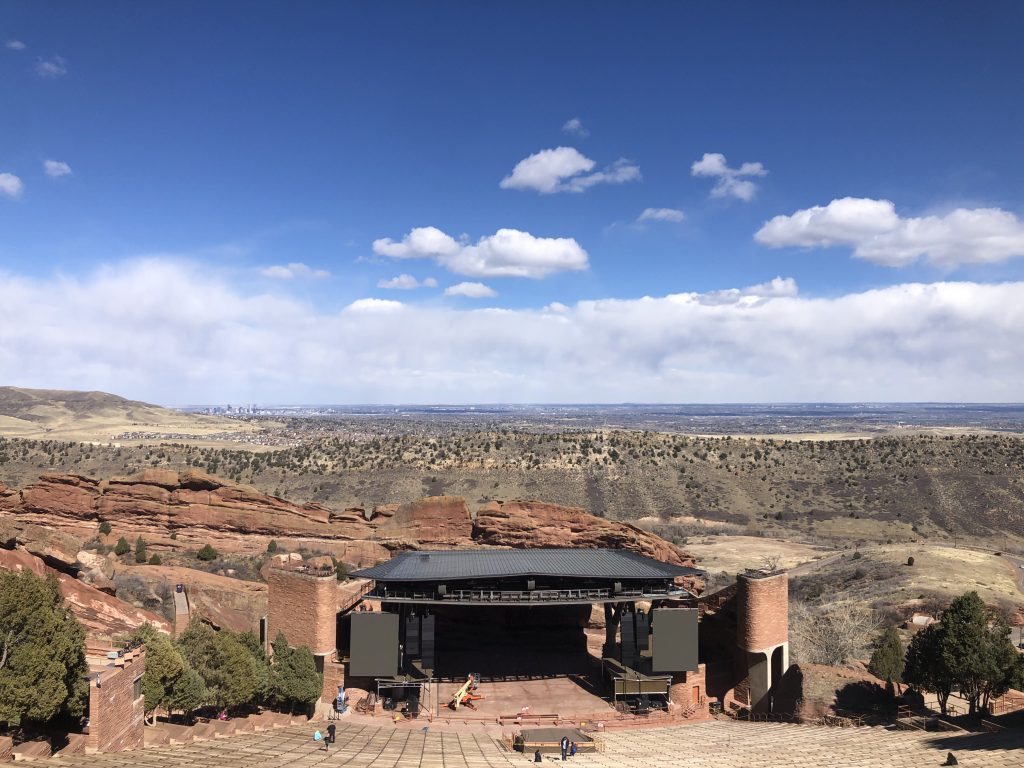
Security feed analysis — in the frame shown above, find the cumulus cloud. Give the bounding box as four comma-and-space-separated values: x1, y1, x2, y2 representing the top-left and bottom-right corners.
373, 226, 588, 279
378, 274, 438, 290
43, 159, 72, 178
5, 40, 26, 51
259, 262, 330, 279
500, 147, 640, 194
691, 152, 767, 201
444, 282, 497, 298
0, 173, 24, 199
2, 258, 1023, 403
637, 207, 686, 224
562, 117, 589, 137
35, 55, 67, 77
755, 197, 1024, 268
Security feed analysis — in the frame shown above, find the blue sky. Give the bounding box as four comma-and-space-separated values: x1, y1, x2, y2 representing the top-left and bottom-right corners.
2, 2, 1024, 403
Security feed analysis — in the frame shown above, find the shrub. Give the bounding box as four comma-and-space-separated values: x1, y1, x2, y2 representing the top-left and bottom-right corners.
907, 556, 915, 566
99, 521, 112, 536
148, 553, 162, 565
196, 544, 219, 562
114, 536, 130, 556
135, 536, 148, 564
267, 540, 278, 554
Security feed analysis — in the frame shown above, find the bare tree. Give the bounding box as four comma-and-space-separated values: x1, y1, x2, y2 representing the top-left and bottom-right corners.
760, 554, 782, 573
789, 600, 880, 667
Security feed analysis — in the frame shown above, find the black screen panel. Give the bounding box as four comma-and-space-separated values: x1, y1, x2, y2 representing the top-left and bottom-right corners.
652, 608, 698, 672
350, 612, 399, 677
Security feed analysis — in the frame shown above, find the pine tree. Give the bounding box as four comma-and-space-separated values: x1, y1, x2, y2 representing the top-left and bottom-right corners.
868, 627, 905, 693
0, 569, 89, 725
134, 536, 148, 564
114, 536, 130, 556
270, 632, 322, 713
905, 623, 953, 714
196, 544, 218, 562
167, 665, 206, 720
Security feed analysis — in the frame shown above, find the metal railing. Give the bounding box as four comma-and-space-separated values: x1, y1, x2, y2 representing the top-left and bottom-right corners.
373, 586, 689, 603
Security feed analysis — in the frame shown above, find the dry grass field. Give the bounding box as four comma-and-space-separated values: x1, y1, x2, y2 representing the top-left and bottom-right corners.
0, 386, 259, 442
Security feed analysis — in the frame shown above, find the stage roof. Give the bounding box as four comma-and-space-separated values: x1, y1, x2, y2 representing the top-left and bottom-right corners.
351, 548, 704, 582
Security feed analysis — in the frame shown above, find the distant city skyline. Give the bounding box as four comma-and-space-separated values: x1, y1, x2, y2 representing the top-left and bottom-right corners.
2, 2, 1023, 403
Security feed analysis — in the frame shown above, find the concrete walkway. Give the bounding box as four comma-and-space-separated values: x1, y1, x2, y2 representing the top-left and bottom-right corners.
39, 719, 1024, 768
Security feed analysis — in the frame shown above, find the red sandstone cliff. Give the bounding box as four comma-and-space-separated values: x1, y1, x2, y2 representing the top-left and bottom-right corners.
474, 499, 696, 568
2, 472, 699, 582
0, 546, 171, 648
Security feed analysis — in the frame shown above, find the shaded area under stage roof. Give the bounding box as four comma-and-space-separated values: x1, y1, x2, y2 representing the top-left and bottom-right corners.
350, 548, 704, 582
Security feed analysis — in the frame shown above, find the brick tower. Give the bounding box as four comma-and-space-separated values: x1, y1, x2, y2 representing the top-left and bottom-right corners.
736, 570, 789, 712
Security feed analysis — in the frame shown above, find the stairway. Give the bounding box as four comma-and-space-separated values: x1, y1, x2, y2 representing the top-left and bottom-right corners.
172, 584, 190, 633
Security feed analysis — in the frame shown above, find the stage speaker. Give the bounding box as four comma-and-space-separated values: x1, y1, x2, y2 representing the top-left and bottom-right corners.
420, 614, 435, 669
651, 608, 698, 673
350, 611, 400, 677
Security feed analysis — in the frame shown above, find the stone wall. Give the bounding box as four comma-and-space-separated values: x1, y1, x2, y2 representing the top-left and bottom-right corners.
736, 572, 788, 652
87, 648, 146, 753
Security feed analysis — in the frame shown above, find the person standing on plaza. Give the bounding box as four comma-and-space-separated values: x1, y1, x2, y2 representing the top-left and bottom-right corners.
560, 735, 569, 761
327, 723, 336, 746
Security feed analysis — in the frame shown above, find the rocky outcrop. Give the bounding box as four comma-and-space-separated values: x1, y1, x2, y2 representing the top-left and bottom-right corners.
474, 499, 697, 568
0, 517, 84, 571
117, 565, 267, 634
0, 547, 171, 647
2, 470, 377, 555
374, 495, 474, 547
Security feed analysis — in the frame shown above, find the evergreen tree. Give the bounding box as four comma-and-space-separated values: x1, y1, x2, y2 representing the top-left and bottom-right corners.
129, 625, 183, 721
235, 630, 271, 704
939, 592, 1017, 714
868, 627, 905, 693
904, 591, 1020, 715
134, 536, 148, 564
166, 665, 206, 720
0, 570, 89, 726
178, 620, 260, 710
196, 544, 218, 562
114, 536, 130, 556
270, 632, 322, 713
148, 553, 162, 565
129, 623, 207, 721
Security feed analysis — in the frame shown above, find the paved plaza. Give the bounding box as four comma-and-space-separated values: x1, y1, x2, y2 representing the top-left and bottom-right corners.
39, 720, 1024, 768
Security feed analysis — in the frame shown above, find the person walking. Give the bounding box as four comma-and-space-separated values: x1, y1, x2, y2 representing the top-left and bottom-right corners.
560, 735, 569, 761
327, 723, 336, 747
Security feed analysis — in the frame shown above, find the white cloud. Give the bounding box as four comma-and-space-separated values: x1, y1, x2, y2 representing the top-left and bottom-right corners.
345, 298, 404, 312
259, 262, 330, 279
698, 276, 798, 306
500, 147, 640, 194
445, 282, 497, 298
637, 207, 686, 224
562, 118, 589, 138
691, 152, 767, 201
0, 173, 24, 199
378, 274, 438, 290
2, 259, 1024, 403
5, 40, 26, 51
35, 55, 67, 78
372, 226, 460, 259
43, 159, 72, 178
755, 197, 1024, 268
373, 227, 589, 279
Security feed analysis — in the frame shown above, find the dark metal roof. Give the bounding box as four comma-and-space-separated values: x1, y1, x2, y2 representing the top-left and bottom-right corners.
351, 548, 703, 582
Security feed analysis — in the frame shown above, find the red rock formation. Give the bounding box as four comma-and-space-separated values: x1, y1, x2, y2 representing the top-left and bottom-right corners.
473, 499, 697, 568
0, 547, 171, 648
374, 495, 474, 546
2, 470, 377, 555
